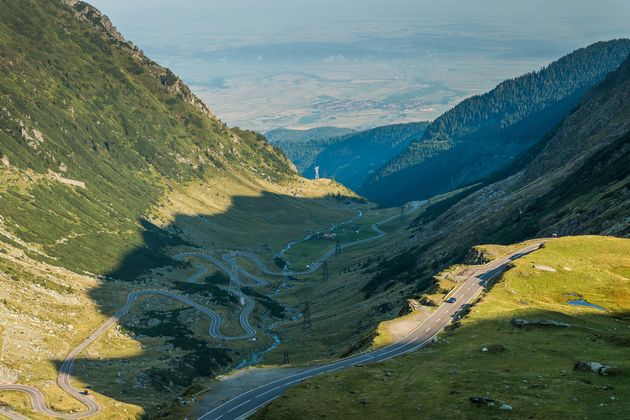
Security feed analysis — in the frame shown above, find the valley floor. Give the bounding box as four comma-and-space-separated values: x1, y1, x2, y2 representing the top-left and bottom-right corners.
0, 174, 425, 419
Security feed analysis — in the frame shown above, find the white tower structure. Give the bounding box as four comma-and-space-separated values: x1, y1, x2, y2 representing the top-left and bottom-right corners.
315, 166, 320, 179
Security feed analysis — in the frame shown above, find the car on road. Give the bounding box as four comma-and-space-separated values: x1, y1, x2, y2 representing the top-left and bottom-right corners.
446, 297, 457, 303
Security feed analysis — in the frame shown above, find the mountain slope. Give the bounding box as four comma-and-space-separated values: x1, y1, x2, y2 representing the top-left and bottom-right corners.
265, 126, 355, 173
305, 122, 429, 191
0, 0, 304, 277
362, 39, 630, 206
364, 50, 630, 297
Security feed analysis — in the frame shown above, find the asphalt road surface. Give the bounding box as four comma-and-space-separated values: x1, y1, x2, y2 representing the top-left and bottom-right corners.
197, 242, 543, 420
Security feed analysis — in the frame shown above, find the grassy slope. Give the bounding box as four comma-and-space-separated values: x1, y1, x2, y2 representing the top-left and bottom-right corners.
0, 1, 365, 417
0, 173, 364, 418
0, 0, 299, 278
0, 243, 144, 419
257, 236, 630, 419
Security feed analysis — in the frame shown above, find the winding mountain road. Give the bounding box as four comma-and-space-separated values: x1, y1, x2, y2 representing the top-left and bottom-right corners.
0, 202, 422, 419
197, 242, 543, 419
234, 201, 422, 277
0, 254, 259, 419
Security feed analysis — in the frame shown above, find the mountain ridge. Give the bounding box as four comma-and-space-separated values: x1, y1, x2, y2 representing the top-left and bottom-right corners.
361, 39, 630, 205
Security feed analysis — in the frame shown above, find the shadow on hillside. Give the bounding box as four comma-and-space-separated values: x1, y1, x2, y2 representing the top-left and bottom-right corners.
51, 191, 365, 415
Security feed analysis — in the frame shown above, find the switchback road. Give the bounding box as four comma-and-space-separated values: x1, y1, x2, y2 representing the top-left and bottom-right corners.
0, 204, 416, 418
196, 242, 543, 420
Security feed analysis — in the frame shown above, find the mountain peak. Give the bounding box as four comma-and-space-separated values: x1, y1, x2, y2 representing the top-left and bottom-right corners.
59, 0, 216, 119
62, 0, 125, 43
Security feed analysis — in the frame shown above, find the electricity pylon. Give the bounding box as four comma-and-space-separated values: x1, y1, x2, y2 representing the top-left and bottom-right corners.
303, 301, 312, 329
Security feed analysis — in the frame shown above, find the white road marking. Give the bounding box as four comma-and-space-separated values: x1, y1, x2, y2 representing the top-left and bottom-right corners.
258, 385, 284, 397
228, 399, 251, 413
286, 378, 305, 386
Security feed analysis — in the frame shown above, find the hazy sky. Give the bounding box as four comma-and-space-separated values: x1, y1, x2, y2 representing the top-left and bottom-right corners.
91, 0, 630, 131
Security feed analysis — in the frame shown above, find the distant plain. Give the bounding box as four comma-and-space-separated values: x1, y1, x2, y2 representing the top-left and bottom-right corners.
90, 0, 630, 131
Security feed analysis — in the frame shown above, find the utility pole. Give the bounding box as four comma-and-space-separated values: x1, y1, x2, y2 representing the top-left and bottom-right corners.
283, 351, 290, 365
302, 301, 312, 329
322, 260, 329, 280
335, 238, 341, 256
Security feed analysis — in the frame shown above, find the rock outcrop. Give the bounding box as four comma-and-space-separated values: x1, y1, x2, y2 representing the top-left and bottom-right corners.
469, 396, 494, 404
61, 0, 125, 43
511, 318, 572, 328
58, 0, 215, 119
398, 298, 423, 316
574, 361, 617, 376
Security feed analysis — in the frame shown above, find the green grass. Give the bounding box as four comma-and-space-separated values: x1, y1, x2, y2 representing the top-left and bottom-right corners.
0, 0, 297, 279
281, 207, 397, 271
256, 236, 630, 419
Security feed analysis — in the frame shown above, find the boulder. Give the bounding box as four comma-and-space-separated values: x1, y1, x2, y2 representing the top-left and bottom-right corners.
499, 403, 513, 411
398, 298, 423, 316
469, 396, 494, 404
464, 247, 492, 265
574, 361, 615, 376
575, 361, 603, 373
481, 344, 507, 353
